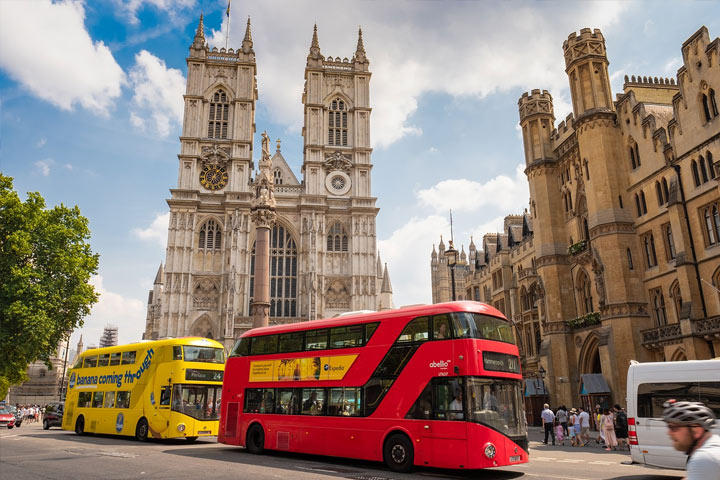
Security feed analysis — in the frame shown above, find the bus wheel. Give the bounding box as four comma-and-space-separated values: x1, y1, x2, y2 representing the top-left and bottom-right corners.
135, 418, 149, 442
75, 416, 85, 436
245, 424, 265, 454
43, 420, 49, 430
185, 436, 198, 443
383, 433, 413, 473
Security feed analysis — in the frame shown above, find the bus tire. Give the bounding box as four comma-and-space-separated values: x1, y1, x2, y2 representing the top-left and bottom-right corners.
383, 433, 413, 473
43, 420, 49, 430
75, 416, 85, 436
185, 436, 198, 443
135, 418, 149, 442
245, 424, 265, 454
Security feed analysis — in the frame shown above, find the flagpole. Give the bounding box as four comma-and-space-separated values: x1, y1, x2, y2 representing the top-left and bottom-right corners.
225, 1, 231, 50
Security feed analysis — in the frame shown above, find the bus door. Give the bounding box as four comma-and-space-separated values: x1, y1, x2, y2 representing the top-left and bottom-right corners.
417, 379, 469, 468
149, 382, 173, 436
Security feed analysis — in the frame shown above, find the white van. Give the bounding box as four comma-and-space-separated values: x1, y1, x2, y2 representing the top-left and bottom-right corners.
626, 359, 720, 470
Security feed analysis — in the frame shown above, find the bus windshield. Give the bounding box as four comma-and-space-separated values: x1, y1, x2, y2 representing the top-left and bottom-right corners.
452, 312, 515, 344
183, 346, 224, 363
466, 378, 526, 438
172, 384, 222, 420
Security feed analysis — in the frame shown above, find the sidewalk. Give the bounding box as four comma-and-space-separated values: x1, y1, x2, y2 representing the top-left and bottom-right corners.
527, 426, 631, 454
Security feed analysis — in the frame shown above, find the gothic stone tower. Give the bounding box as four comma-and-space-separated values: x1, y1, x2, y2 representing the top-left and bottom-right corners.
144, 19, 391, 350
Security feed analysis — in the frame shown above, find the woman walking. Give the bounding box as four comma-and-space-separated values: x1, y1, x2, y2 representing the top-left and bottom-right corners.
601, 408, 618, 450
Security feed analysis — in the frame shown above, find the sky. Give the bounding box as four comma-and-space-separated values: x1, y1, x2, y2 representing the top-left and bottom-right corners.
1, 0, 718, 350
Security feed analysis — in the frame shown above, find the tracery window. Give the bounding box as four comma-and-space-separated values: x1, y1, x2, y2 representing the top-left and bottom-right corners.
326, 222, 349, 252
273, 169, 283, 185
208, 89, 229, 139
669, 281, 682, 322
578, 271, 593, 315
249, 224, 297, 317
701, 89, 717, 122
651, 288, 668, 327
702, 204, 720, 246
328, 98, 348, 146
642, 232, 658, 268
199, 219, 222, 250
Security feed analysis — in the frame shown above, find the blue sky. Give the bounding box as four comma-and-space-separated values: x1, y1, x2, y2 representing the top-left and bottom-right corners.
1, 0, 718, 349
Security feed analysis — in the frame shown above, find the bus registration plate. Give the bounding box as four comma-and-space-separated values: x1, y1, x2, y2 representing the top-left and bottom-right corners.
198, 430, 211, 434
509, 455, 522, 462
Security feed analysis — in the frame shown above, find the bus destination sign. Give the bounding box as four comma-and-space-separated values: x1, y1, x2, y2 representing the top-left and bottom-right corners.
482, 352, 520, 374
185, 369, 223, 382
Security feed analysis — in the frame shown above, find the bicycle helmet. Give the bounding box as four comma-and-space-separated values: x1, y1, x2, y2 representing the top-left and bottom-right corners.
662, 399, 716, 430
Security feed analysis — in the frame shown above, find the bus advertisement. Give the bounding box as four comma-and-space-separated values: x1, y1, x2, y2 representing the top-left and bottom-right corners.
218, 301, 528, 472
64, 337, 225, 442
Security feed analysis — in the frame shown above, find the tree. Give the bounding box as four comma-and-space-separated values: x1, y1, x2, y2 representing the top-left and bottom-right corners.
0, 174, 99, 398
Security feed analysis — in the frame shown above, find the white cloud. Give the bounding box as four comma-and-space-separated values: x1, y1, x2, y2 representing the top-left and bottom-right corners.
663, 57, 682, 74
115, 0, 196, 26
63, 164, 74, 171
73, 275, 146, 348
133, 212, 169, 248
0, 0, 125, 115
129, 50, 185, 136
207, 1, 628, 148
36, 138, 46, 148
34, 159, 54, 176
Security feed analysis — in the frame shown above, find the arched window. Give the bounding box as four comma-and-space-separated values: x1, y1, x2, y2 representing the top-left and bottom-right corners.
249, 224, 297, 318
328, 98, 348, 146
708, 151, 716, 179
640, 191, 647, 214
700, 155, 709, 183
669, 281, 682, 322
662, 178, 670, 202
702, 93, 712, 122
655, 181, 664, 206
705, 207, 718, 246
578, 271, 593, 315
652, 289, 668, 327
629, 145, 637, 169
208, 89, 229, 139
199, 219, 222, 250
692, 160, 701, 187
583, 217, 590, 241
643, 232, 658, 268
635, 143, 641, 167
627, 248, 634, 270
326, 222, 349, 252
635, 194, 642, 217
664, 223, 676, 260
584, 158, 590, 180
711, 89, 719, 117
273, 169, 283, 185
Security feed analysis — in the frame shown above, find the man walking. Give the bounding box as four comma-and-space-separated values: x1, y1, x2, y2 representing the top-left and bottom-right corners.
541, 403, 556, 445
614, 404, 629, 451
557, 405, 568, 436
578, 406, 591, 446
663, 399, 720, 480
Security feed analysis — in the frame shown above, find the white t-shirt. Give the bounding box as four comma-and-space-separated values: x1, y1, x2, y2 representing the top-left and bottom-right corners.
541, 408, 555, 424
687, 434, 720, 480
579, 411, 590, 427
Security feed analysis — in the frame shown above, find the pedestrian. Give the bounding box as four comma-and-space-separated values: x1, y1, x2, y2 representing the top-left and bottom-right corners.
578, 406, 591, 446
595, 405, 605, 444
662, 399, 720, 480
557, 405, 568, 436
601, 408, 618, 451
541, 403, 556, 445
555, 417, 565, 445
569, 408, 580, 446
614, 404, 629, 451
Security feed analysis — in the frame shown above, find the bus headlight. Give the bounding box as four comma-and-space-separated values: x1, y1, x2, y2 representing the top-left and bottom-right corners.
483, 443, 496, 459
177, 423, 186, 432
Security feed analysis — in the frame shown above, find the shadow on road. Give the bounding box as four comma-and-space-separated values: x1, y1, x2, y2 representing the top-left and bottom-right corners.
14, 429, 214, 448
162, 446, 525, 479
608, 476, 682, 480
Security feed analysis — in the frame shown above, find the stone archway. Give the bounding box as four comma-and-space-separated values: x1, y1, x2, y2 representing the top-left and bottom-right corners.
670, 348, 687, 362
189, 315, 215, 339
579, 334, 602, 374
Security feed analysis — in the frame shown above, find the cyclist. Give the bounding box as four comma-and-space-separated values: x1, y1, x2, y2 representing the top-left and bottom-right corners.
663, 399, 720, 480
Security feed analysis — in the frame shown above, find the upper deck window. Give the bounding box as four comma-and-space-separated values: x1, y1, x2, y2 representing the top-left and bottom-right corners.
184, 346, 225, 363
451, 312, 514, 344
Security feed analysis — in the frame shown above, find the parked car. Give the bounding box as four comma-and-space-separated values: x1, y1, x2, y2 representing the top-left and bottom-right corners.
0, 406, 16, 429
7, 405, 22, 428
43, 402, 64, 429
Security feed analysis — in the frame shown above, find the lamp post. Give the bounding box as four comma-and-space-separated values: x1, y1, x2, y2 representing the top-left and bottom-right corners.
445, 240, 458, 301
536, 365, 546, 392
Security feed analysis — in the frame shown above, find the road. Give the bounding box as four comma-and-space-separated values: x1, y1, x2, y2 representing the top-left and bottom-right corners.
0, 422, 683, 480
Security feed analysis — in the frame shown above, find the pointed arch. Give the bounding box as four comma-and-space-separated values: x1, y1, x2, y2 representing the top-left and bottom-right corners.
692, 159, 701, 186
576, 269, 594, 315
207, 87, 231, 139
325, 93, 352, 147
198, 217, 223, 250
189, 315, 216, 339
519, 286, 529, 311
670, 348, 687, 362
669, 280, 682, 322
327, 221, 349, 252
579, 333, 602, 375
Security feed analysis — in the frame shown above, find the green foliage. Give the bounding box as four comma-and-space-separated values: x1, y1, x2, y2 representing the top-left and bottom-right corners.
0, 175, 99, 398
568, 240, 587, 255
565, 312, 601, 329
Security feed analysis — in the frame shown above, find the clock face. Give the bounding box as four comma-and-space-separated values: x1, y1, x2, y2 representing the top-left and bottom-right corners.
199, 165, 228, 190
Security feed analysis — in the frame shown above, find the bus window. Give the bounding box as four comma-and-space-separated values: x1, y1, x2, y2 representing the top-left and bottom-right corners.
364, 379, 393, 415
279, 332, 304, 353
276, 389, 300, 415
329, 387, 362, 416
398, 317, 429, 343
433, 314, 451, 340
433, 378, 464, 421
83, 356, 98, 368
451, 313, 472, 338
466, 378, 525, 437
184, 346, 224, 363
301, 388, 326, 415
244, 388, 275, 413
121, 351, 137, 365
230, 337, 250, 357
92, 392, 104, 408
109, 353, 121, 366
173, 385, 221, 420
160, 386, 171, 406
103, 391, 116, 408
330, 326, 362, 348
116, 391, 131, 409
173, 346, 183, 360
375, 345, 416, 378
78, 392, 92, 407
637, 382, 720, 418
98, 354, 110, 367
250, 336, 278, 356
364, 322, 379, 343
450, 312, 515, 343
73, 357, 83, 368
405, 383, 432, 419
305, 329, 328, 350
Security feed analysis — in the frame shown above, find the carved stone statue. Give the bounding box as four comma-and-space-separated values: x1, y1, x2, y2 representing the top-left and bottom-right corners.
261, 131, 271, 159
591, 248, 607, 307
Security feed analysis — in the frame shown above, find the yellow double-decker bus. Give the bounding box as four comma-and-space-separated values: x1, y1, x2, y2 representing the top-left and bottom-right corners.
63, 337, 225, 442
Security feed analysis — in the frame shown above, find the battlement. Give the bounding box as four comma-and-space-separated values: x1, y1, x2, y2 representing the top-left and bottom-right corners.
623, 75, 676, 87
550, 113, 575, 139
563, 28, 607, 69
518, 89, 554, 122
563, 28, 604, 49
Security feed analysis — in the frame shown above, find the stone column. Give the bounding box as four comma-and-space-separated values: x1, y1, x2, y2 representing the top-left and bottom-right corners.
250, 132, 277, 329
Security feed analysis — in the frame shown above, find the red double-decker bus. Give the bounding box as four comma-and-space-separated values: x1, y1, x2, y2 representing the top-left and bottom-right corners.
218, 301, 528, 472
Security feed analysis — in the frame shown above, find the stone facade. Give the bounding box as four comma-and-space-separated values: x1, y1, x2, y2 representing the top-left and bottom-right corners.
431, 26, 720, 409
8, 338, 71, 405
144, 18, 393, 350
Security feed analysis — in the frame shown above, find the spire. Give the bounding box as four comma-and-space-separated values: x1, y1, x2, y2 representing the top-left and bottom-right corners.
376, 252, 383, 278
308, 24, 322, 59
242, 17, 254, 54
431, 244, 437, 258
153, 263, 163, 284
354, 26, 367, 63
381, 263, 393, 293
192, 14, 205, 49
469, 235, 476, 250
438, 235, 445, 252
